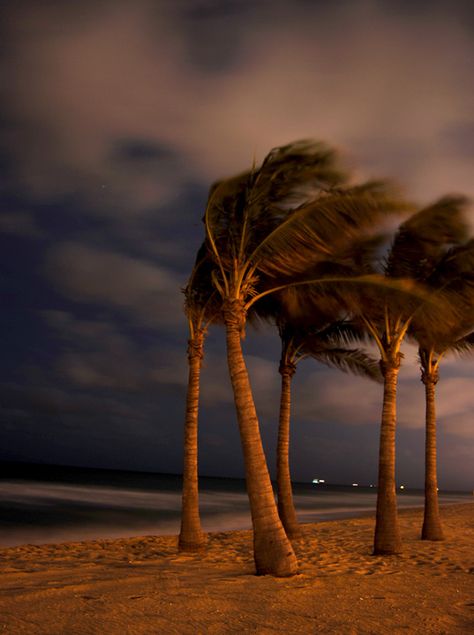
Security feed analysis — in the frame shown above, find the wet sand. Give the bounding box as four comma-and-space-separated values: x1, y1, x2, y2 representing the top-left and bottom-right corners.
0, 503, 472, 634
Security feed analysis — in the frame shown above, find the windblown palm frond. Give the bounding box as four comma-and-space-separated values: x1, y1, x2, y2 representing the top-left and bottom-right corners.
253, 184, 408, 280
333, 198, 471, 343
386, 195, 470, 281
434, 237, 474, 280
278, 318, 380, 380
447, 331, 474, 356
429, 238, 474, 306
205, 141, 350, 272
307, 319, 372, 348
254, 139, 348, 206
307, 346, 381, 381
409, 238, 474, 350
204, 170, 253, 269
269, 268, 436, 334
184, 244, 222, 331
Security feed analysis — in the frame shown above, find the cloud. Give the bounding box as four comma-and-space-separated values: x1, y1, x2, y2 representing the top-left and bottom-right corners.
44, 242, 185, 330
146, 345, 218, 400
293, 366, 383, 426
0, 382, 143, 424
150, 333, 474, 441
1, 1, 190, 214
2, 0, 473, 222
0, 211, 45, 238
42, 310, 185, 392
148, 343, 283, 412
290, 351, 474, 440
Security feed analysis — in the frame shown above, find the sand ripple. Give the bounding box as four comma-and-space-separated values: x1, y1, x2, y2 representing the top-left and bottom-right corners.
0, 503, 472, 634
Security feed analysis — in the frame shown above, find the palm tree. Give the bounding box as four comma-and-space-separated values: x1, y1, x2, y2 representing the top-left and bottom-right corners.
410, 239, 474, 541
275, 318, 381, 539
178, 249, 221, 551
347, 196, 470, 555
203, 140, 407, 575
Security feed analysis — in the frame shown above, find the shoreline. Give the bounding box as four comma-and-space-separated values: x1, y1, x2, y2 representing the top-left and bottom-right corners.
1, 490, 470, 549
1, 502, 473, 634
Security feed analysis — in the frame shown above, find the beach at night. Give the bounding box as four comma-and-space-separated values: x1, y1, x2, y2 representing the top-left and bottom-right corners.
1, 1, 473, 632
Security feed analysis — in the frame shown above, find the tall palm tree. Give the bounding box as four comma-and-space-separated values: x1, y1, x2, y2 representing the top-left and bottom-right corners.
410, 239, 474, 541
347, 196, 470, 555
275, 318, 381, 539
204, 140, 407, 575
178, 249, 221, 551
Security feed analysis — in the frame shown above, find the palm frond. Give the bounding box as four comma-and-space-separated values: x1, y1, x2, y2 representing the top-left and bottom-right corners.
308, 346, 382, 382
409, 239, 474, 349
269, 281, 344, 329
253, 140, 349, 206
429, 238, 474, 303
448, 331, 474, 356
184, 243, 223, 326
386, 195, 470, 281
312, 320, 371, 346
251, 185, 407, 279
204, 140, 350, 272
277, 314, 380, 381
204, 170, 253, 267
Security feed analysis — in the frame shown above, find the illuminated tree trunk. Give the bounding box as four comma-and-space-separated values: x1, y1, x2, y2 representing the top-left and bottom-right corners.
374, 354, 402, 555
277, 361, 301, 539
224, 299, 298, 577
178, 330, 207, 551
421, 369, 444, 541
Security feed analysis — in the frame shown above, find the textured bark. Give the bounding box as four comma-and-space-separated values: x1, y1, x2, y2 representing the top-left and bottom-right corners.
374, 355, 402, 555
178, 331, 207, 551
223, 299, 298, 576
421, 370, 444, 541
277, 362, 301, 539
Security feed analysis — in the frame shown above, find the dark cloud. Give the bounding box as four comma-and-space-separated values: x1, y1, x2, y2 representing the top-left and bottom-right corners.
0, 211, 45, 239
112, 139, 177, 163
43, 243, 185, 330
0, 0, 473, 488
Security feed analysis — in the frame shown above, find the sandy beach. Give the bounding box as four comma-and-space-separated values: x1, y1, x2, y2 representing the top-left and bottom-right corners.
0, 503, 472, 634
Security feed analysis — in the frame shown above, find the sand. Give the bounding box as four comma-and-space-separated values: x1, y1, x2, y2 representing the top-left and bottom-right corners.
0, 503, 472, 634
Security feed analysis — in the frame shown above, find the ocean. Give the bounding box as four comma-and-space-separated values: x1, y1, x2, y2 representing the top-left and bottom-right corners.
0, 463, 470, 547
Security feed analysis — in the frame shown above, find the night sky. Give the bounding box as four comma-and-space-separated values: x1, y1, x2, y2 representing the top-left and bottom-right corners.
1, 0, 473, 490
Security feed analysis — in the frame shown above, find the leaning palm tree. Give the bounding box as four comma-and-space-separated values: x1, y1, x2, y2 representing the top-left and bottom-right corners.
410, 238, 474, 541
346, 196, 470, 554
178, 249, 221, 551
275, 317, 381, 539
203, 140, 408, 575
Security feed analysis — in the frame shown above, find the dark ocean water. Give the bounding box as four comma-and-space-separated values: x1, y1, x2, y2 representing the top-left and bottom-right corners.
0, 463, 470, 547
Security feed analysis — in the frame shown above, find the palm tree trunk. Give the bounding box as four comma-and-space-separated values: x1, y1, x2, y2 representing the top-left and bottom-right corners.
277, 362, 301, 539
421, 371, 444, 541
223, 299, 298, 576
178, 330, 207, 551
373, 356, 402, 555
